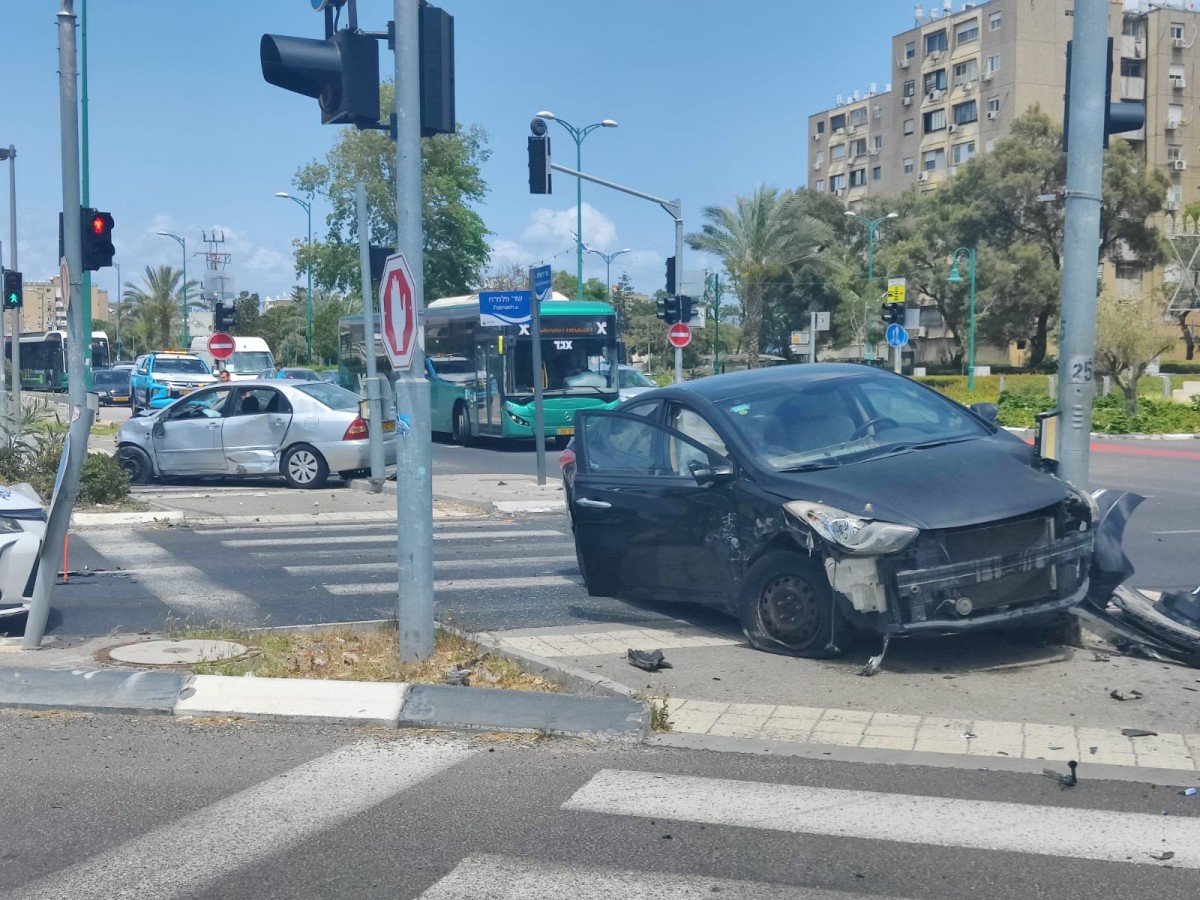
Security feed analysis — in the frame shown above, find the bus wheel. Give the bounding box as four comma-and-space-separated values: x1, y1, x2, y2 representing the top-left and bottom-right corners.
117, 445, 153, 484
452, 403, 473, 447
553, 435, 571, 451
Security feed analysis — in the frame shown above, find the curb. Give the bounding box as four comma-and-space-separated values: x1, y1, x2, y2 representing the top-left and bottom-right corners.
1003, 426, 1200, 440
72, 510, 185, 527
0, 665, 649, 739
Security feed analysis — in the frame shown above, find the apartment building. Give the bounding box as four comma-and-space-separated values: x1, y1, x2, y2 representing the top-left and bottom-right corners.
9, 275, 110, 335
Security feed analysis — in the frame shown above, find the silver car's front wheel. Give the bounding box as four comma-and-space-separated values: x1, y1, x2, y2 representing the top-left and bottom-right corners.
281, 444, 329, 489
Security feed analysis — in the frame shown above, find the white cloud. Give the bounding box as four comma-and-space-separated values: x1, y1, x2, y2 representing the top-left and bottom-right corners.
523, 202, 617, 250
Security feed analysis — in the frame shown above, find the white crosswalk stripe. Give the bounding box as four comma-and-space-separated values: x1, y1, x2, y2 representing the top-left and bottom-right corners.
224, 528, 565, 547
564, 769, 1200, 869
325, 574, 582, 595
283, 555, 577, 576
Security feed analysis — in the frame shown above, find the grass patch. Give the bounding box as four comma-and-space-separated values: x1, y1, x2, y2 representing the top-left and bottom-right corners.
635, 690, 672, 732
181, 621, 562, 692
89, 421, 122, 437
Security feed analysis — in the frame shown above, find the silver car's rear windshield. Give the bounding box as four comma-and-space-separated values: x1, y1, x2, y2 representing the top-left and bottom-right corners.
296, 382, 360, 411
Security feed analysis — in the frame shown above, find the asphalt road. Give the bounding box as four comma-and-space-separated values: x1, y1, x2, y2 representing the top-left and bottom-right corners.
1, 713, 1196, 900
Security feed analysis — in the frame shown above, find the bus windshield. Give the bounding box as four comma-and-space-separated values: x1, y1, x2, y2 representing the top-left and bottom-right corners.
509, 335, 617, 397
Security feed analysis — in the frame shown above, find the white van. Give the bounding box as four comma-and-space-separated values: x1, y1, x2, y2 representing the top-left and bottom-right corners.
190, 335, 275, 381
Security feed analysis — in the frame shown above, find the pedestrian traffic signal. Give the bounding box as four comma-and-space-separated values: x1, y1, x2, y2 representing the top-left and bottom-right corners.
679, 295, 694, 323
2, 270, 22, 310
528, 119, 551, 194
665, 257, 676, 296
881, 302, 904, 324
260, 29, 380, 128
81, 209, 116, 271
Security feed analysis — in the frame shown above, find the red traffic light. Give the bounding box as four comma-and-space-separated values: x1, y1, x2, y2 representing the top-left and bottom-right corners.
90, 215, 107, 235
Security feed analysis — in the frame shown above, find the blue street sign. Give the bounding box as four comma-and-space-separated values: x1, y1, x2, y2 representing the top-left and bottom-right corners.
885, 323, 909, 348
479, 290, 532, 327
533, 265, 552, 304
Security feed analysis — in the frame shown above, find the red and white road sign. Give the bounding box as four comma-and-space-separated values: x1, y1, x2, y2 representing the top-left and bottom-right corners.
207, 332, 236, 360
667, 321, 692, 349
380, 252, 418, 371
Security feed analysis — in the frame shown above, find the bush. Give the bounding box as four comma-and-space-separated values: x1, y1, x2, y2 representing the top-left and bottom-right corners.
1159, 362, 1200, 374
79, 452, 130, 504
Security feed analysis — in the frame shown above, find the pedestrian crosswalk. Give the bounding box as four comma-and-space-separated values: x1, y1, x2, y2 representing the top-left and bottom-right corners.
13, 737, 1194, 899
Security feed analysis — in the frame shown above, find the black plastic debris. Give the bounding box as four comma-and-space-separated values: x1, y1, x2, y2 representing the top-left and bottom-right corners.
1109, 689, 1144, 701
858, 634, 891, 677
1121, 728, 1158, 738
443, 667, 471, 686
1043, 760, 1078, 787
1149, 851, 1175, 861
627, 648, 672, 671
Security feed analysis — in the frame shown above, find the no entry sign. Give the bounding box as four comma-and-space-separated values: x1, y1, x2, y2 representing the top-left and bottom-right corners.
667, 322, 692, 348
208, 332, 236, 360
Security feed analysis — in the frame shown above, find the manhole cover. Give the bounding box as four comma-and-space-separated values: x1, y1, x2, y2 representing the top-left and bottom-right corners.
107, 639, 248, 666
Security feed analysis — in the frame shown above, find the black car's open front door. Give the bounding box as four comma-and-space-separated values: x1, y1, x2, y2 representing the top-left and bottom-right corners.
570, 408, 738, 604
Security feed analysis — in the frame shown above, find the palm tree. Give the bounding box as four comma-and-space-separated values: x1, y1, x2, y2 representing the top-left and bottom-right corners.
123, 265, 196, 349
687, 186, 832, 368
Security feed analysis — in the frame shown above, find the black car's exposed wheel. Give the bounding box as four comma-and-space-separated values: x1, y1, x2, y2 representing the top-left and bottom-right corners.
739, 550, 845, 658
281, 444, 329, 489
452, 402, 473, 447
117, 445, 153, 485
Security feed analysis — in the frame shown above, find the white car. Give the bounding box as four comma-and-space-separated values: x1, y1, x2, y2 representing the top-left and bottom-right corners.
0, 483, 47, 622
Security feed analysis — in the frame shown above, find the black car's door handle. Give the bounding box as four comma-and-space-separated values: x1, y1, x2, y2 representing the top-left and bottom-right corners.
576, 498, 612, 509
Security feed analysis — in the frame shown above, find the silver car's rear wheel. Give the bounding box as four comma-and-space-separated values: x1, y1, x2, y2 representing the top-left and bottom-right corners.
281, 444, 329, 489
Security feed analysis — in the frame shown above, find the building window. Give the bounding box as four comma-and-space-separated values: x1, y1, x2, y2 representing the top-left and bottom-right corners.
903, 157, 915, 173
1169, 103, 1184, 126
849, 168, 867, 187
904, 118, 915, 135
873, 134, 883, 151
957, 21, 979, 44
1120, 59, 1144, 78
985, 54, 1000, 76
1168, 143, 1183, 161
817, 120, 826, 135
873, 166, 883, 181
1122, 17, 1140, 37
1116, 263, 1140, 281
954, 59, 979, 84
830, 143, 846, 160
926, 29, 948, 54
816, 179, 825, 192
987, 95, 1001, 113
873, 104, 882, 120
831, 113, 846, 131
830, 174, 846, 192
903, 79, 916, 97
1171, 22, 1185, 41
922, 148, 945, 171
1170, 62, 1186, 85
851, 138, 868, 158
989, 11, 1002, 31
953, 100, 978, 125
923, 108, 947, 133
951, 140, 976, 165
905, 39, 916, 59
816, 149, 825, 166
850, 107, 868, 126
924, 69, 947, 93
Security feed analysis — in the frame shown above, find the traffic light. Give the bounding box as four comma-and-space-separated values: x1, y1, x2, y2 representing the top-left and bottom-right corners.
528, 118, 551, 194
81, 209, 115, 271
665, 256, 676, 295
214, 300, 236, 333
881, 302, 903, 324
260, 28, 380, 128
1063, 38, 1145, 149
679, 295, 694, 324
657, 295, 680, 324
418, 3, 455, 137
2, 270, 22, 310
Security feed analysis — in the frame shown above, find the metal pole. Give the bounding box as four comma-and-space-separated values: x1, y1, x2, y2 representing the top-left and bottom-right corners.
810, 311, 818, 364
80, 0, 92, 383
530, 266, 546, 485
8, 148, 19, 430
967, 249, 977, 393
865, 224, 875, 361
356, 181, 384, 488
26, 0, 94, 649
181, 239, 188, 346
1055, 0, 1107, 490
394, 0, 433, 662
712, 273, 720, 375
306, 201, 313, 364
114, 261, 120, 357
575, 135, 583, 301
674, 212, 683, 384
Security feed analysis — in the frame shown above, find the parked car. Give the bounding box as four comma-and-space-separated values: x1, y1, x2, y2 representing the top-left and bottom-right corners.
116, 380, 397, 489
0, 483, 47, 624
91, 367, 131, 406
561, 364, 1105, 658
259, 367, 322, 381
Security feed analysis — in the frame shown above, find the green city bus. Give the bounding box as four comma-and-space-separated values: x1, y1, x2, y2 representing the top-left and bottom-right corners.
3, 330, 112, 391
338, 294, 621, 446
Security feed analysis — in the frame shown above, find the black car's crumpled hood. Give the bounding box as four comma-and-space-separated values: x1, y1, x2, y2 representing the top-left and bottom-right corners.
757, 436, 1072, 531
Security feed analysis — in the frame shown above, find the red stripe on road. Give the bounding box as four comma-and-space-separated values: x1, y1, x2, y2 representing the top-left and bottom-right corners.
1090, 442, 1200, 460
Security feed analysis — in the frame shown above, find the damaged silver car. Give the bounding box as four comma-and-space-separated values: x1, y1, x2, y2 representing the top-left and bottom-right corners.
116, 380, 397, 489
562, 364, 1104, 658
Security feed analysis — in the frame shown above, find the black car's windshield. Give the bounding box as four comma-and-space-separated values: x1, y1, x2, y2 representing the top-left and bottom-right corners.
716, 374, 989, 470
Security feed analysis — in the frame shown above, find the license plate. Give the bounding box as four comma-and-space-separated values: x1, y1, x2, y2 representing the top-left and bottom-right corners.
557, 427, 574, 436
114, 395, 129, 403
383, 420, 397, 433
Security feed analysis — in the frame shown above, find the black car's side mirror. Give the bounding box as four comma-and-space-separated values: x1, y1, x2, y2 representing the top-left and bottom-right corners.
969, 401, 999, 424
688, 459, 735, 487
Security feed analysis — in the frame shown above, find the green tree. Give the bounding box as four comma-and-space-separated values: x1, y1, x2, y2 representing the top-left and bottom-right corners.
230, 291, 262, 338
610, 271, 637, 322
293, 83, 491, 301
312, 293, 356, 366
259, 303, 305, 365
551, 270, 607, 302
1095, 290, 1175, 415
687, 185, 833, 368
123, 265, 197, 350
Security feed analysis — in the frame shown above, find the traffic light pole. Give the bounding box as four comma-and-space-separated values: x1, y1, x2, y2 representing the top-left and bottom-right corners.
6, 147, 19, 432
547, 161, 684, 381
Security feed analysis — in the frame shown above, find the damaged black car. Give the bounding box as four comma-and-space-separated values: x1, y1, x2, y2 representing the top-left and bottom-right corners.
561, 364, 1100, 659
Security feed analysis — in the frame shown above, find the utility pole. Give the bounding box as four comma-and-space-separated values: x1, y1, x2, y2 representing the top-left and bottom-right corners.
1, 146, 19, 430
80, 0, 92, 381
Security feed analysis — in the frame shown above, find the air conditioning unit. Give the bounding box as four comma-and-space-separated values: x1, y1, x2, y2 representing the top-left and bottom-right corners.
848, 126, 859, 134
928, 51, 944, 64
947, 124, 957, 134
1173, 37, 1187, 49
963, 80, 976, 91
1174, 159, 1188, 170
986, 110, 999, 120
911, 326, 927, 338
813, 162, 821, 170
902, 96, 913, 106
812, 133, 821, 141
870, 147, 881, 156
898, 57, 910, 69
834, 127, 845, 135
1172, 76, 1187, 89
1167, 199, 1180, 211
1167, 119, 1180, 130
928, 89, 944, 101
981, 72, 994, 82
835, 188, 847, 196
918, 171, 931, 182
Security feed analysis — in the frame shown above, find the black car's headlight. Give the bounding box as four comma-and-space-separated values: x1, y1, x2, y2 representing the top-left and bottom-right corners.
784, 500, 918, 555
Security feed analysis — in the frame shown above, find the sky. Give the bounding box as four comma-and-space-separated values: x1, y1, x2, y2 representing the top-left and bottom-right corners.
2, 0, 955, 307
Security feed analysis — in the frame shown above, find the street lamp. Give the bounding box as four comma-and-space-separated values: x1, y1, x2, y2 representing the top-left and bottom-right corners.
156, 231, 189, 345
276, 191, 313, 364
583, 242, 630, 393
947, 247, 977, 393
844, 210, 898, 361
535, 110, 618, 301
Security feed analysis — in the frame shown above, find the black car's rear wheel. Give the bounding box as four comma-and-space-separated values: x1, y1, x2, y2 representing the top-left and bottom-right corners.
739, 550, 845, 658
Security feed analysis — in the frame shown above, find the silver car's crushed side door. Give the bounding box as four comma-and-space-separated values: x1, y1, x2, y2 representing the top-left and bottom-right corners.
152, 387, 234, 475
221, 387, 294, 474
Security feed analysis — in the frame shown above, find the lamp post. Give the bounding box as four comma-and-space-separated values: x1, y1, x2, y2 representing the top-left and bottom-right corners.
947, 247, 977, 393
0, 145, 18, 427
583, 242, 630, 393
275, 191, 313, 363
535, 111, 618, 301
844, 211, 898, 361
156, 231, 188, 345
